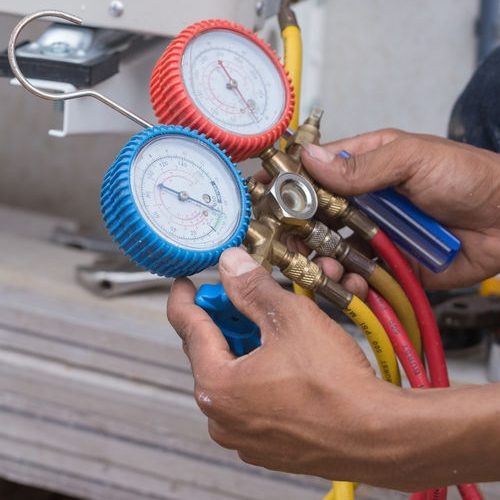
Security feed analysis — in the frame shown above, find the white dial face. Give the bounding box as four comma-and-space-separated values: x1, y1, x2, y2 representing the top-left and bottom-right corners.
181, 29, 286, 136
130, 135, 242, 251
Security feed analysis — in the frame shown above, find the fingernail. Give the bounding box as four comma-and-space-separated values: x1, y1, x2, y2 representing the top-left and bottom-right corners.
303, 143, 335, 163
219, 248, 260, 277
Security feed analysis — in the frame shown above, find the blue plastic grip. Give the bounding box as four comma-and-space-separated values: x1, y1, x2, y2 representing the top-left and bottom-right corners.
195, 283, 261, 356
338, 150, 461, 273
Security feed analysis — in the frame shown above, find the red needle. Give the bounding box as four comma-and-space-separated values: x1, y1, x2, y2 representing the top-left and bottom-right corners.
217, 60, 258, 123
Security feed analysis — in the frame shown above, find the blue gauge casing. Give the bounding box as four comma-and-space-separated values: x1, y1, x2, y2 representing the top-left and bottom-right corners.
101, 125, 251, 277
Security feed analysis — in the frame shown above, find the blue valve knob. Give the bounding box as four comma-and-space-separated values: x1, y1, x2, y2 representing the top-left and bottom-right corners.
195, 283, 261, 356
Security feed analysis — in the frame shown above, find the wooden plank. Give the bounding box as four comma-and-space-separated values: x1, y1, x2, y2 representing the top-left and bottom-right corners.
0, 435, 232, 500
0, 409, 326, 500
0, 324, 193, 392
0, 349, 328, 493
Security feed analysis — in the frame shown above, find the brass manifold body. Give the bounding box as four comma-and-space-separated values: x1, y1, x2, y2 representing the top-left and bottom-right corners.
244, 108, 378, 309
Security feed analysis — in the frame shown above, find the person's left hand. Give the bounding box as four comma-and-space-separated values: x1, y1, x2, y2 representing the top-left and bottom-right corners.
167, 247, 404, 487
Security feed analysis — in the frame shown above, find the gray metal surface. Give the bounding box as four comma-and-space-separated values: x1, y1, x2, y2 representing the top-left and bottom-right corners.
0, 0, 279, 35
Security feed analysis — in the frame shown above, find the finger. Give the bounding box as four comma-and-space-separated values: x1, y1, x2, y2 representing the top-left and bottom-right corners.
314, 256, 345, 282
286, 234, 311, 256
301, 133, 418, 197
341, 273, 369, 300
167, 278, 234, 376
321, 128, 403, 156
218, 248, 294, 340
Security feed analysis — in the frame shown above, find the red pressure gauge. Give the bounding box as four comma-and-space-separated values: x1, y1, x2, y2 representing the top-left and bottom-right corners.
150, 19, 294, 162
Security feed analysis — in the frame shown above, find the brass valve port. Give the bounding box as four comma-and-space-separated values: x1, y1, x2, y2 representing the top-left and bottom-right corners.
286, 106, 323, 162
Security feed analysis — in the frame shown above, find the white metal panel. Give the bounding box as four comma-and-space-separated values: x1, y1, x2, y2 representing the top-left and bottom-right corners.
0, 0, 262, 35
8, 41, 163, 136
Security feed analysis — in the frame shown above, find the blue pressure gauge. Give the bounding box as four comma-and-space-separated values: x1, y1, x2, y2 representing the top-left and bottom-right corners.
101, 125, 251, 277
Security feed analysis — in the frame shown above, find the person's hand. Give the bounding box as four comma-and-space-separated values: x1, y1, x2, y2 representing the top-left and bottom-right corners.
167, 247, 500, 490
167, 247, 404, 487
301, 129, 500, 289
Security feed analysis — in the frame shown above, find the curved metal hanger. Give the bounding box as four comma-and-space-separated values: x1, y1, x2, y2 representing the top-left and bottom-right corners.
8, 10, 153, 129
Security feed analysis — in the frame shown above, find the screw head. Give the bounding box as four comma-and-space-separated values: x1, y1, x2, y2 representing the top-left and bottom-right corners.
47, 41, 72, 55
109, 0, 125, 17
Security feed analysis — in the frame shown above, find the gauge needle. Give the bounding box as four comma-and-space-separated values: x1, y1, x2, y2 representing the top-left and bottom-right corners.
158, 183, 222, 214
217, 60, 259, 123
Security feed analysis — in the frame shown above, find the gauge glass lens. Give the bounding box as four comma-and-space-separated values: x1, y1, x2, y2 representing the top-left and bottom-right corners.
130, 135, 242, 251
181, 29, 286, 136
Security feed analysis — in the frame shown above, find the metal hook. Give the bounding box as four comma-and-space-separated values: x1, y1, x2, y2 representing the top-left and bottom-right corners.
8, 10, 153, 129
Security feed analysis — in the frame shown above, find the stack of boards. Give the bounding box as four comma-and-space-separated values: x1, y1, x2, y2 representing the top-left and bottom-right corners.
0, 206, 332, 500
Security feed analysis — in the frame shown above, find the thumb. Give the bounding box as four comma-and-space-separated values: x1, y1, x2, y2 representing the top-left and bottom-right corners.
219, 248, 293, 341
301, 132, 416, 196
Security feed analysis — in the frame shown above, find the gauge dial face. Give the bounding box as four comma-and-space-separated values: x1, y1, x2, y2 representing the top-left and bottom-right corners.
130, 135, 242, 251
181, 29, 286, 136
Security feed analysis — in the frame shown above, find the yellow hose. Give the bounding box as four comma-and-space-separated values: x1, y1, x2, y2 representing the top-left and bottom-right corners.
324, 481, 355, 500
323, 485, 336, 500
326, 297, 401, 499
368, 265, 422, 356
343, 295, 401, 386
282, 24, 302, 130
292, 282, 315, 298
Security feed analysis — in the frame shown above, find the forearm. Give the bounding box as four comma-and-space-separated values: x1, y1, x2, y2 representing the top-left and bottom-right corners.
372, 382, 500, 491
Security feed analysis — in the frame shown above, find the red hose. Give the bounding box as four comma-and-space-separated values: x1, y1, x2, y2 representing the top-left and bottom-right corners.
369, 230, 483, 500
367, 290, 444, 500
367, 289, 429, 389
410, 493, 427, 500
410, 488, 448, 500
426, 488, 447, 500
370, 229, 449, 387
458, 484, 483, 500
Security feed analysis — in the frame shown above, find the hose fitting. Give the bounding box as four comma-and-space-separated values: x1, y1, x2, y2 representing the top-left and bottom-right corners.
271, 241, 352, 309
340, 206, 379, 240
299, 220, 376, 278
278, 0, 298, 29
317, 188, 350, 219
303, 220, 342, 256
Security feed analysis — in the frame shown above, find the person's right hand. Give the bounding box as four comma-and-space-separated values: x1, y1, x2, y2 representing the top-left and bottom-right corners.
301, 129, 500, 289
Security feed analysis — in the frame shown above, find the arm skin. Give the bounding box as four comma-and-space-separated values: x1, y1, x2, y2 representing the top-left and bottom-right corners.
167, 130, 500, 491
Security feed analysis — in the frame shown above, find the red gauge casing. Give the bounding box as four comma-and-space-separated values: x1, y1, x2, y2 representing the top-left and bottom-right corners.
150, 19, 294, 162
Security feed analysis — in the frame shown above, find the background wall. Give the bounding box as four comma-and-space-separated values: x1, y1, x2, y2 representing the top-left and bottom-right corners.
0, 0, 480, 232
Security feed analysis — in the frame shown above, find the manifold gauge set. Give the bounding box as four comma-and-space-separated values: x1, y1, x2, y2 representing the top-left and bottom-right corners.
102, 18, 294, 277
7, 9, 462, 355
9, 8, 484, 500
